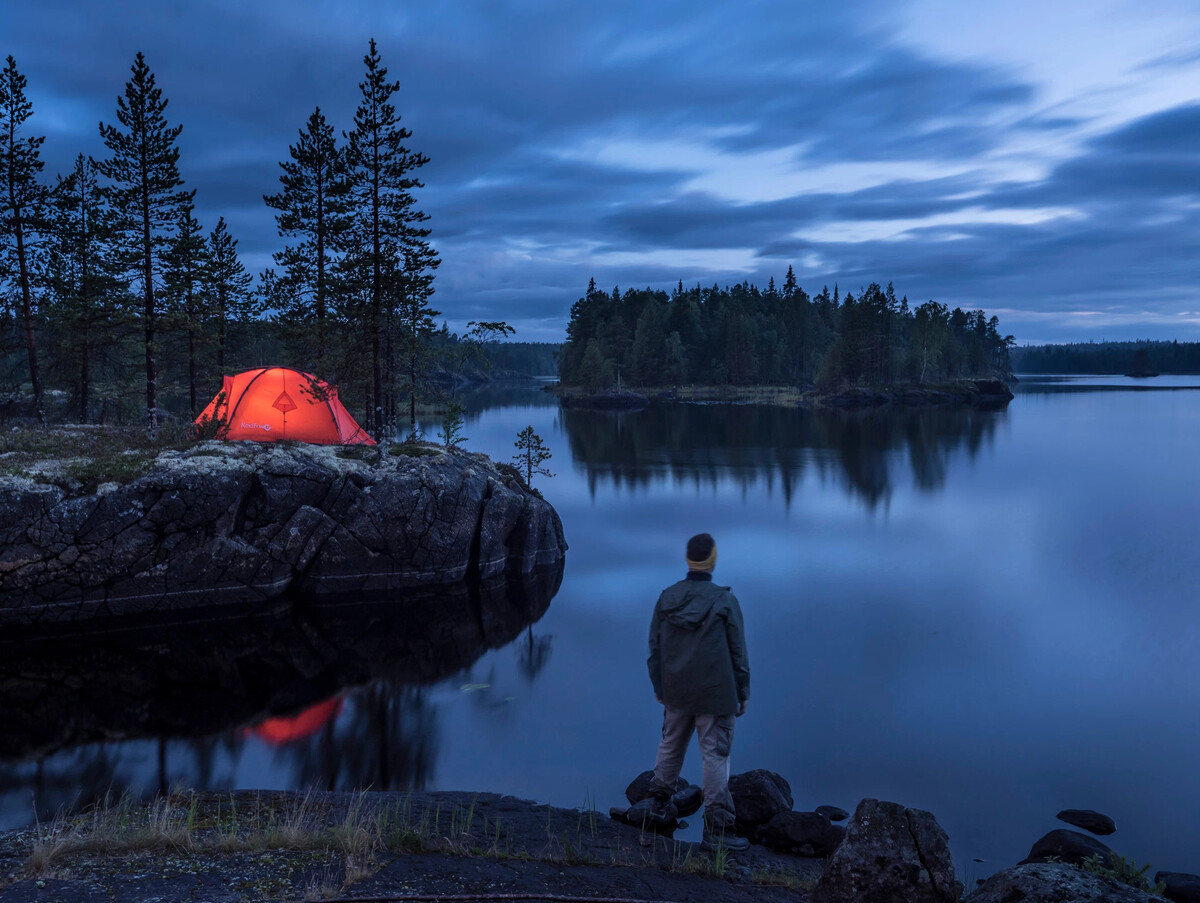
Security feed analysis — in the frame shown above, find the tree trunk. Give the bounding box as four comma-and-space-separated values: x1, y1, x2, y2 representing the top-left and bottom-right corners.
13, 222, 44, 425
141, 182, 157, 431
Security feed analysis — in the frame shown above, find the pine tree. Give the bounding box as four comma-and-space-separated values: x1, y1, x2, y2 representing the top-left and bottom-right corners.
97, 52, 193, 430
346, 39, 439, 438
263, 106, 351, 367
204, 216, 255, 371
163, 204, 207, 413
0, 56, 48, 424
513, 425, 553, 486
44, 154, 123, 422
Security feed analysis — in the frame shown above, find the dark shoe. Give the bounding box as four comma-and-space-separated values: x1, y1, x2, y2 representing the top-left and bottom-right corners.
701, 829, 750, 853
649, 791, 673, 821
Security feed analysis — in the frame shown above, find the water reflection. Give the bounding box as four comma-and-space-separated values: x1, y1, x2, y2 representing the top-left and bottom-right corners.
561, 403, 1006, 506
0, 563, 562, 825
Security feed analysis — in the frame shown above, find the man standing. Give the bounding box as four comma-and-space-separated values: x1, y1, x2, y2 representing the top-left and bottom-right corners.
647, 533, 751, 852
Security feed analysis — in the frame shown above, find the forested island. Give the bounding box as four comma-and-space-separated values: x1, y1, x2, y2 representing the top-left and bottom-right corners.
1012, 340, 1200, 376
557, 275, 1016, 398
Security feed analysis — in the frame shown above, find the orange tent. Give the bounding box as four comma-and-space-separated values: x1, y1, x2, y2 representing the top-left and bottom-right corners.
195, 367, 375, 445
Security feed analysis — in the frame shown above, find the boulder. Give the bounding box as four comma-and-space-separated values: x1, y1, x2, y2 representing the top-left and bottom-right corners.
671, 784, 702, 818
971, 862, 1162, 903
610, 797, 678, 834
624, 770, 686, 805
757, 810, 845, 857
810, 798, 961, 903
1156, 871, 1200, 903
1022, 829, 1114, 867
1056, 808, 1116, 836
815, 805, 849, 822
728, 769, 793, 832
622, 771, 701, 816
0, 442, 567, 622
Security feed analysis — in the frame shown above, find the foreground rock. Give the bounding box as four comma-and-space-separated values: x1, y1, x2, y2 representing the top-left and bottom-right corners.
1022, 828, 1114, 867
811, 798, 961, 903
1056, 808, 1116, 835
729, 769, 793, 834
0, 442, 566, 622
757, 810, 845, 857
0, 789, 823, 903
970, 862, 1162, 903
1156, 870, 1200, 903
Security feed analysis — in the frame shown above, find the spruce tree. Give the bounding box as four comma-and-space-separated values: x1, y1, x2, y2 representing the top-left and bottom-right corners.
263, 106, 351, 367
204, 216, 255, 370
97, 52, 193, 430
346, 39, 439, 438
163, 204, 207, 413
0, 56, 48, 424
45, 154, 122, 421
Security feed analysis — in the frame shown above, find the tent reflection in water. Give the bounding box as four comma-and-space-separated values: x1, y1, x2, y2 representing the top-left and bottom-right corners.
194, 367, 375, 445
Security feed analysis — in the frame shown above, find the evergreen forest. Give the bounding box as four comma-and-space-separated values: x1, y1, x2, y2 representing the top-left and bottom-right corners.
0, 44, 499, 438
1011, 340, 1200, 374
558, 274, 1015, 392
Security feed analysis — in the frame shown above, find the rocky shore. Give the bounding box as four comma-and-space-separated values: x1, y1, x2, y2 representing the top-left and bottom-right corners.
554, 378, 1014, 410
0, 440, 566, 624
0, 781, 1194, 903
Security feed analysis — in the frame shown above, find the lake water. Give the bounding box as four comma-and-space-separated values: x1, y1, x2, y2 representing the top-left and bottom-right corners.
2, 374, 1198, 881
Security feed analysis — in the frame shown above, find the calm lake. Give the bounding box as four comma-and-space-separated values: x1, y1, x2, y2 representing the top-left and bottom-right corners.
3, 374, 1198, 880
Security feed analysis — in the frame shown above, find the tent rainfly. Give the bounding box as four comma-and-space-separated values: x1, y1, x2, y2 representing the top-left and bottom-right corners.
195, 367, 375, 444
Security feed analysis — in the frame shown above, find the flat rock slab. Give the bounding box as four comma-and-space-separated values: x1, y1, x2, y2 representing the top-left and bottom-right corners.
1157, 871, 1200, 903
0, 790, 822, 903
1057, 808, 1117, 835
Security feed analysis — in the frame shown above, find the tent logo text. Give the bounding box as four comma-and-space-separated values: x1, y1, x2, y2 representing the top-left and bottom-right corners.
240, 421, 271, 431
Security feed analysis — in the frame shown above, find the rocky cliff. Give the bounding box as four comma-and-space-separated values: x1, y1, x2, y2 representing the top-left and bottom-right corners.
0, 441, 567, 624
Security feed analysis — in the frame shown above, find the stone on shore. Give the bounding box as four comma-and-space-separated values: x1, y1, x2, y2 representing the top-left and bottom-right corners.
815, 805, 849, 822
622, 770, 702, 817
757, 811, 845, 858
1155, 871, 1200, 903
1022, 828, 1114, 867
810, 798, 961, 903
729, 769, 793, 833
971, 862, 1163, 903
1056, 808, 1117, 835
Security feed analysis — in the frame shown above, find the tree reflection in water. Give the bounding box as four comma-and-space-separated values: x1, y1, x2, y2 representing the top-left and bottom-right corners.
0, 562, 562, 827
562, 403, 1006, 506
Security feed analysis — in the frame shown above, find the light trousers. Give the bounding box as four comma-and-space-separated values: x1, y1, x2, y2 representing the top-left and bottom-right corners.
650, 706, 737, 828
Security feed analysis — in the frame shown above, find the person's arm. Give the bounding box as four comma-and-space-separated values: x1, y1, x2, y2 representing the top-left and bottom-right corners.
647, 596, 665, 703
724, 592, 750, 712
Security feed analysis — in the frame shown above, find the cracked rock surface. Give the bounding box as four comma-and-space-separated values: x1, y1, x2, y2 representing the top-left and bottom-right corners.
811, 797, 962, 903
0, 442, 566, 623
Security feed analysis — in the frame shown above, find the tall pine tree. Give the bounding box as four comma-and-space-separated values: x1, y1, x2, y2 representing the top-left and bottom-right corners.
203, 216, 255, 371
263, 106, 351, 368
346, 39, 439, 438
0, 56, 48, 424
45, 154, 123, 421
163, 204, 207, 414
97, 52, 192, 430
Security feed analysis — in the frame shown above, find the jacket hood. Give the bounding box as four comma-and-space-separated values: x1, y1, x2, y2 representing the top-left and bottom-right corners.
660, 586, 717, 630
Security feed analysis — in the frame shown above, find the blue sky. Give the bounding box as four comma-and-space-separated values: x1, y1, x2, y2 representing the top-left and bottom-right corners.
5, 0, 1200, 343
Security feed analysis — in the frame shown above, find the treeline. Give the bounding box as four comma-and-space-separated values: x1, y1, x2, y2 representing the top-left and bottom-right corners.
1011, 340, 1200, 374
559, 273, 1014, 392
0, 43, 468, 438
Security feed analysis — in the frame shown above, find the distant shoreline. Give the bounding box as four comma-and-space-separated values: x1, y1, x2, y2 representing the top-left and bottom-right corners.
552, 378, 1015, 410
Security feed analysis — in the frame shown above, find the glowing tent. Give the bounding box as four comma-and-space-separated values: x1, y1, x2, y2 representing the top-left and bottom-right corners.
195, 367, 375, 444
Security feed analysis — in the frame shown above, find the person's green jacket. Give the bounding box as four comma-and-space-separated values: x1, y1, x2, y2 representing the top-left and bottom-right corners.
647, 572, 750, 717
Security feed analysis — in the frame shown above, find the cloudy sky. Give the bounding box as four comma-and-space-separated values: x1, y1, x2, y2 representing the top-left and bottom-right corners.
5, 0, 1200, 343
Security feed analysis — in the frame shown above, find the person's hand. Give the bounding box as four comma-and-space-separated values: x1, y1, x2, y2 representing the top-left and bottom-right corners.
737, 700, 747, 717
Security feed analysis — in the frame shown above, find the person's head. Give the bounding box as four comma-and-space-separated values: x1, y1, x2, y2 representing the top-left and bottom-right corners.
685, 533, 717, 572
